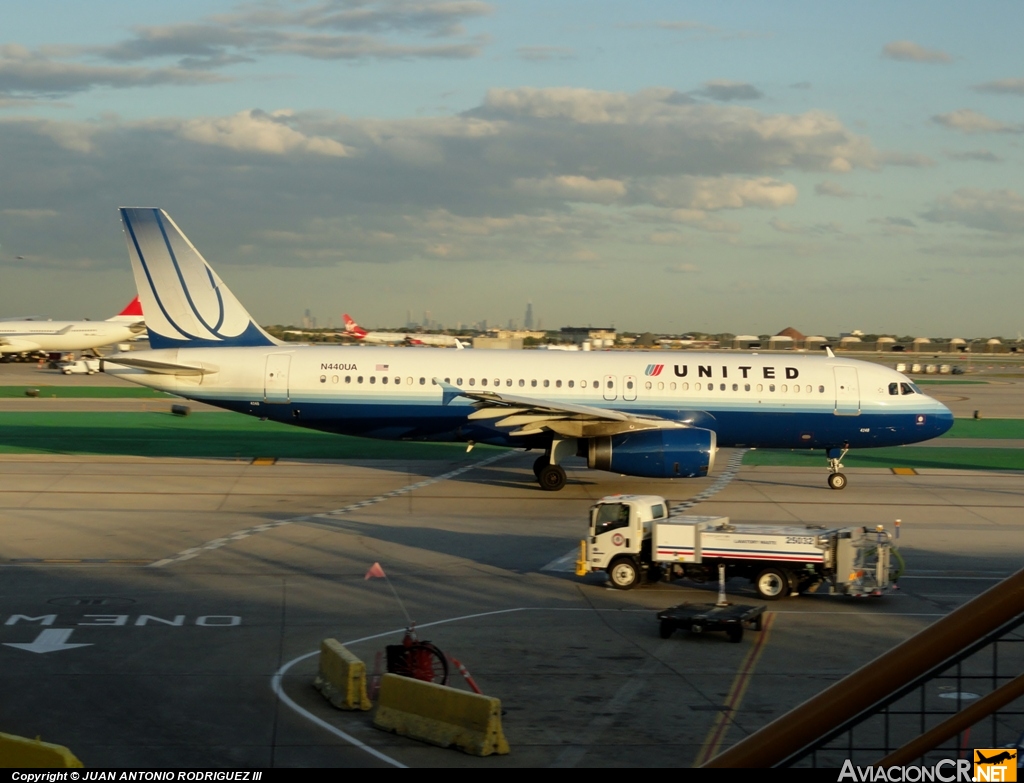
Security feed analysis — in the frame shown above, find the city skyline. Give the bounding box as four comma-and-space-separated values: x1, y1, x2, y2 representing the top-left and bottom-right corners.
1, 2, 1023, 335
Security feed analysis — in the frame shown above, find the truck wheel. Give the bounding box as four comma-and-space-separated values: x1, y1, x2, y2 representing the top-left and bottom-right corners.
754, 568, 788, 600
659, 620, 675, 639
607, 557, 639, 590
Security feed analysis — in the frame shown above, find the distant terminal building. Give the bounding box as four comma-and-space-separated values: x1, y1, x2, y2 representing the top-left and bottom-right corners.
560, 326, 616, 347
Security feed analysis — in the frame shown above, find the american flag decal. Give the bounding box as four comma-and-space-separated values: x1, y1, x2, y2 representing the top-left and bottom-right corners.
376, 364, 389, 371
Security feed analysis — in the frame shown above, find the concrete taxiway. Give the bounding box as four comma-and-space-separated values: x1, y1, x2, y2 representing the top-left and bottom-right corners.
0, 447, 1021, 767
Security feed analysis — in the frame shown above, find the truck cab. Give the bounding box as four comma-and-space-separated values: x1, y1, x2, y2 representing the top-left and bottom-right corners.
587, 495, 668, 588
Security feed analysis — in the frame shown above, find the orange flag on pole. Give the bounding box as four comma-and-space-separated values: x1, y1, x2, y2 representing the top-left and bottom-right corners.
364, 562, 386, 580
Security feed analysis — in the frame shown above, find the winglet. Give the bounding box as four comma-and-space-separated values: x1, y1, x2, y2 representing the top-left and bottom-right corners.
434, 378, 465, 407
825, 346, 835, 358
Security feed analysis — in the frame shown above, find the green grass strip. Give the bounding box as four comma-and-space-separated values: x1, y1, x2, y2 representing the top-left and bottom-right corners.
0, 411, 499, 459
0, 386, 173, 398
943, 419, 1024, 439
913, 379, 987, 385
744, 447, 1024, 472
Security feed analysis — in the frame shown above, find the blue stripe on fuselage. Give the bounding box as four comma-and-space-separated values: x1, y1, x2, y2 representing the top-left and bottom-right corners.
203, 396, 953, 450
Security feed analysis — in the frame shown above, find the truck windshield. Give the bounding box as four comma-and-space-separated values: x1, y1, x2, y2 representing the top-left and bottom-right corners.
593, 503, 630, 535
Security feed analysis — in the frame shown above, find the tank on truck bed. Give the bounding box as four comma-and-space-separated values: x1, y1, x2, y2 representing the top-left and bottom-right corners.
576, 494, 900, 599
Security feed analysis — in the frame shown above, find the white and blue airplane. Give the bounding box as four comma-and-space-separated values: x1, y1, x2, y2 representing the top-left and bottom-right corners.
105, 208, 954, 492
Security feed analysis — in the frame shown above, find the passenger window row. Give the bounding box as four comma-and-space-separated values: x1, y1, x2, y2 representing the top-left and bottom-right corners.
315, 374, 829, 395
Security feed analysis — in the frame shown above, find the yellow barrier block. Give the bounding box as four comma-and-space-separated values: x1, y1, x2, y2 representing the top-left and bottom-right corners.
314, 638, 372, 711
0, 732, 83, 768
373, 672, 510, 756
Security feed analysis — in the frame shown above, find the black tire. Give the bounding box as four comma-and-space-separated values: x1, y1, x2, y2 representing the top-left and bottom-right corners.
827, 472, 848, 490
538, 464, 567, 491
533, 455, 548, 478
659, 620, 675, 639
607, 557, 639, 590
726, 625, 744, 643
754, 567, 789, 600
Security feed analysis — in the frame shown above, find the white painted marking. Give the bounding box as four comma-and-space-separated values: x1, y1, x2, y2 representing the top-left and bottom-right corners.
3, 628, 92, 654
151, 451, 511, 567
541, 550, 578, 573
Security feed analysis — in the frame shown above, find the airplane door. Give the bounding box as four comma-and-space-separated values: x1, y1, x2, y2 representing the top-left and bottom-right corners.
833, 367, 860, 415
265, 354, 291, 403
603, 375, 618, 401
623, 375, 637, 401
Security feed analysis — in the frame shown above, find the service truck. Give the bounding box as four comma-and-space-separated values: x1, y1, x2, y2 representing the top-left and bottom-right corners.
576, 495, 900, 599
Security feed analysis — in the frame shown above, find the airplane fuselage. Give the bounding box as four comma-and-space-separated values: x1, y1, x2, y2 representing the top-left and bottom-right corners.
0, 321, 142, 354
106, 346, 953, 450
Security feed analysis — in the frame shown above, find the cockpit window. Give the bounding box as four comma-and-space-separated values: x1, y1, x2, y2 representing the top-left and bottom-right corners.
900, 383, 916, 395
909, 383, 922, 394
889, 382, 899, 396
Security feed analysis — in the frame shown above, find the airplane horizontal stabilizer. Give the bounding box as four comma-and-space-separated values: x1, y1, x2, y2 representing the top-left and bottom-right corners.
103, 356, 217, 376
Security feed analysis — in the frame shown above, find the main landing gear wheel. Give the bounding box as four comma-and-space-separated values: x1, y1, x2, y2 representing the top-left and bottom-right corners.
533, 455, 548, 478
538, 464, 567, 491
754, 567, 789, 600
827, 472, 848, 490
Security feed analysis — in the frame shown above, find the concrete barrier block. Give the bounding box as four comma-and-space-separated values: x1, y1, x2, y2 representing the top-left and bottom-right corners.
0, 731, 83, 767
373, 672, 510, 756
314, 638, 372, 711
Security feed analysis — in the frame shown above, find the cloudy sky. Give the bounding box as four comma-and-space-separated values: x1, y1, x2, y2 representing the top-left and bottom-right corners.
1, 1, 1023, 336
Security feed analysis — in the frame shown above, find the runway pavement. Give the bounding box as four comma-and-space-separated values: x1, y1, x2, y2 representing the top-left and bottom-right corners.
0, 448, 1021, 767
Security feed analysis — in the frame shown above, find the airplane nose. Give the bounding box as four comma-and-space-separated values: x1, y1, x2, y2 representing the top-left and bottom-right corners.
929, 405, 955, 437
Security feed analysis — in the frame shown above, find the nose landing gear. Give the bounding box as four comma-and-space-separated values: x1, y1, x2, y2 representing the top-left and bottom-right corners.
827, 446, 849, 490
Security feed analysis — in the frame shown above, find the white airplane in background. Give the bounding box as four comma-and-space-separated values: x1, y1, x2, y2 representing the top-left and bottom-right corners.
0, 298, 145, 357
342, 314, 462, 347
105, 208, 953, 492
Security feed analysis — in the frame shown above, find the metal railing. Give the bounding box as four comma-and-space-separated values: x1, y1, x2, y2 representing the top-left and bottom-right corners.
702, 568, 1024, 768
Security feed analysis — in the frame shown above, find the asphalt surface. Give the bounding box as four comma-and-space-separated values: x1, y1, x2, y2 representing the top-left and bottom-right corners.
0, 360, 1021, 767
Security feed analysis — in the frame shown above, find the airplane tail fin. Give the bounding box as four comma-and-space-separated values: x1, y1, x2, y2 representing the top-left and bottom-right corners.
105, 296, 144, 322
342, 314, 368, 339
119, 208, 279, 349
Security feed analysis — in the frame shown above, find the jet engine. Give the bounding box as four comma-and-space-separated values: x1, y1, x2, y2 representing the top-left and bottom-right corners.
587, 427, 716, 478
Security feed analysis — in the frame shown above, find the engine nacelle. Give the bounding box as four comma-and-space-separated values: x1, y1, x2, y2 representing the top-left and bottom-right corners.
587, 427, 716, 479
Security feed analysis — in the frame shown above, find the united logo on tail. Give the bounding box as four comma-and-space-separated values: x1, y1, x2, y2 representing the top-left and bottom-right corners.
119, 208, 278, 349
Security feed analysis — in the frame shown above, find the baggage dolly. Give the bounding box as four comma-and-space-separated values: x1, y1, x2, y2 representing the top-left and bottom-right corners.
657, 603, 765, 643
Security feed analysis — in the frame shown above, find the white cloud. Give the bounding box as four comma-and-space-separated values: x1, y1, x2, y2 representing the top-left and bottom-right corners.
932, 109, 1021, 134
697, 80, 763, 101
0, 116, 100, 152
172, 109, 350, 156
0, 45, 223, 96
637, 176, 797, 211
815, 180, 854, 198
972, 78, 1024, 96
882, 41, 952, 64
923, 188, 1024, 233
513, 175, 626, 204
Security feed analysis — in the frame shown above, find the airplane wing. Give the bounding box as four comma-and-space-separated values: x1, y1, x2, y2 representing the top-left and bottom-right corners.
435, 379, 701, 438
